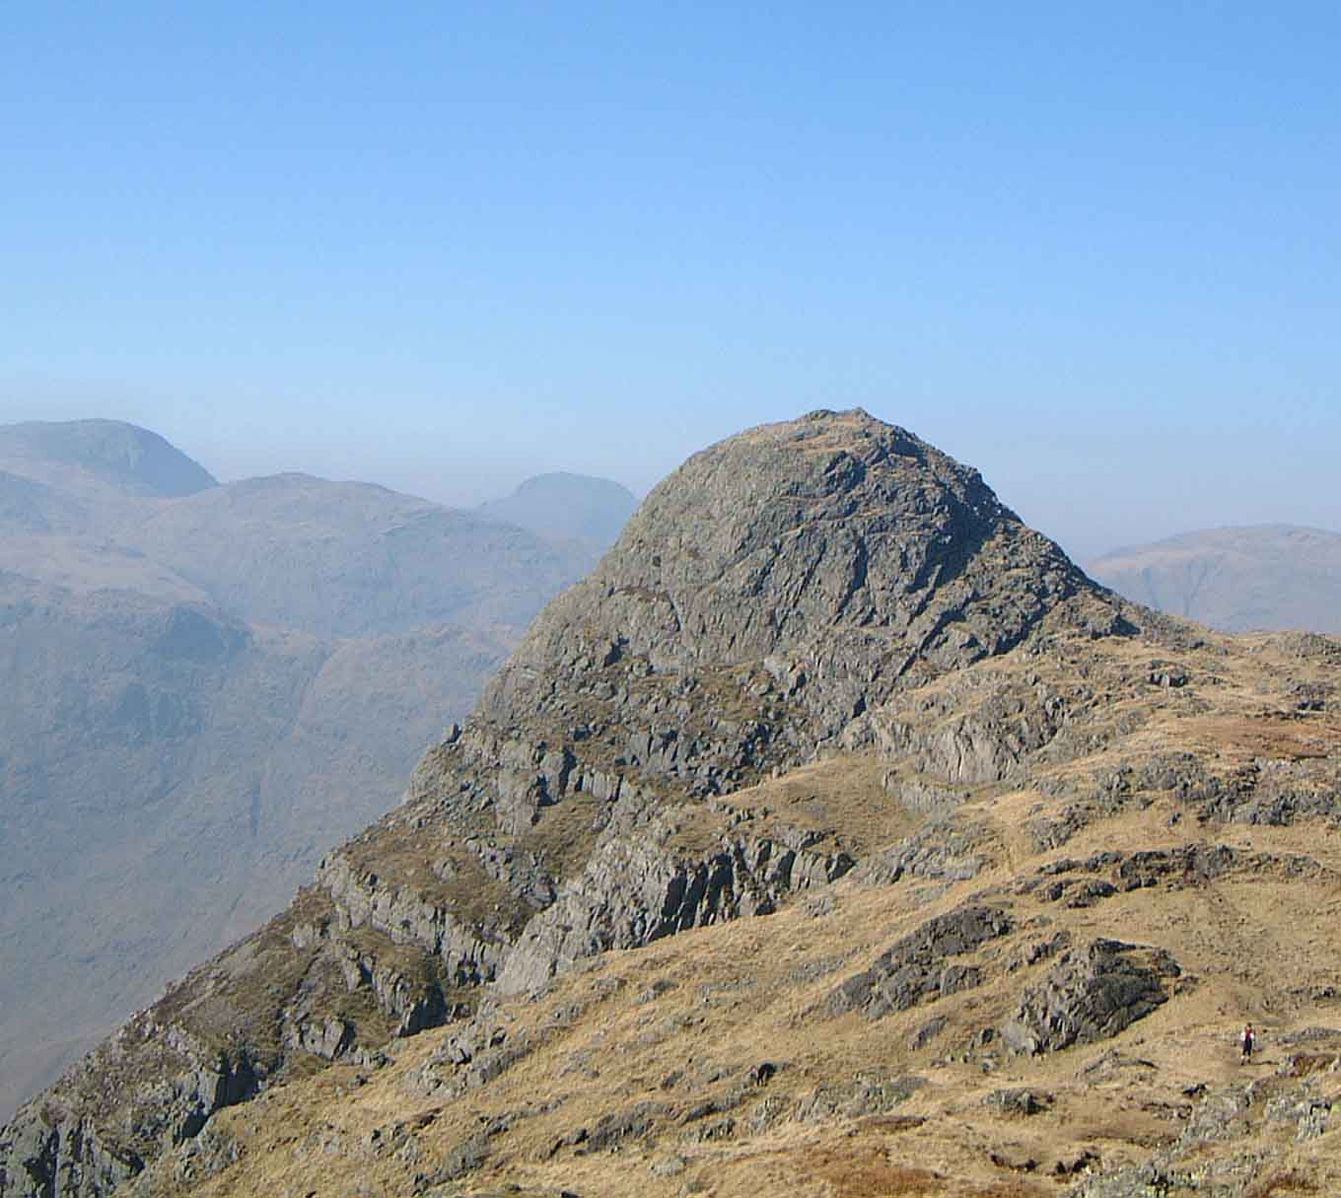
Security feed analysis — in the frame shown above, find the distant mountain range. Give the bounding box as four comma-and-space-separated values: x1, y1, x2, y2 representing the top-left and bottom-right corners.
1090, 524, 1341, 633
0, 419, 636, 1119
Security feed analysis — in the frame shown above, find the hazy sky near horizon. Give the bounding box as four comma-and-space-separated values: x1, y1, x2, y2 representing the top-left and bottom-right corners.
3, 3, 1340, 559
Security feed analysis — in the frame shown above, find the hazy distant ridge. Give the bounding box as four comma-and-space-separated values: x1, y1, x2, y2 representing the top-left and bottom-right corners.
1090, 523, 1341, 633
479, 470, 638, 553
0, 418, 631, 1120
0, 419, 217, 498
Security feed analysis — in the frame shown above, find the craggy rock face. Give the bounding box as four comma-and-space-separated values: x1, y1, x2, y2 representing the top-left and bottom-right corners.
1, 410, 1144, 1197
425, 411, 1118, 844
824, 904, 1016, 1020
7, 411, 1341, 1198
483, 409, 1098, 752
1002, 938, 1183, 1055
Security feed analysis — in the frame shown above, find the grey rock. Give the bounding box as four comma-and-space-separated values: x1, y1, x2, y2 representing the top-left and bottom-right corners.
1066, 1070, 1338, 1196
1147, 661, 1190, 688
580, 1102, 668, 1153
649, 1154, 686, 1177
826, 904, 1014, 1020
845, 671, 1079, 786
498, 825, 852, 994
984, 1087, 1052, 1116
1264, 1093, 1333, 1141
909, 1016, 948, 1049
856, 821, 986, 887
1003, 939, 1182, 1055
1199, 757, 1341, 826
433, 1131, 490, 1182
0, 1022, 261, 1198
1277, 1026, 1341, 1046
127, 1124, 242, 1194
1009, 931, 1072, 971
793, 1074, 926, 1121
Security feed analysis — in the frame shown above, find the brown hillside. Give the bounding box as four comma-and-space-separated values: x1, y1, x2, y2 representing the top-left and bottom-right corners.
126, 627, 1341, 1198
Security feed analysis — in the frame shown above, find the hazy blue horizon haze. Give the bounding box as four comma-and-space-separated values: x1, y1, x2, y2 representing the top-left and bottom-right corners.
3, 3, 1339, 559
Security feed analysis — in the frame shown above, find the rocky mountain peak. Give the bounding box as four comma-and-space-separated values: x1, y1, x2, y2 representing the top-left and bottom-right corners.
6, 415, 1338, 1198
598, 406, 1076, 652
479, 409, 1106, 757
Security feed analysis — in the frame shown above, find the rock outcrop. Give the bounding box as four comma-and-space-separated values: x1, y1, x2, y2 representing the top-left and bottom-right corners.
825, 904, 1015, 1020
497, 823, 855, 995
1002, 938, 1183, 1055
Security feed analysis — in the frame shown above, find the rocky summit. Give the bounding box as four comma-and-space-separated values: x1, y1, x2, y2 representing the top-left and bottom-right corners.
4, 409, 1340, 1198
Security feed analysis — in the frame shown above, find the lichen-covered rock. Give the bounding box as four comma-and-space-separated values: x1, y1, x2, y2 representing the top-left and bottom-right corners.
576, 1102, 668, 1153
984, 1087, 1052, 1116
856, 820, 986, 886
1199, 756, 1341, 825
0, 1022, 261, 1198
793, 1075, 926, 1121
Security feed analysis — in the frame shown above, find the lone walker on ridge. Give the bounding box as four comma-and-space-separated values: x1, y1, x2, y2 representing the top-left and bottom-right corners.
1240, 1023, 1255, 1063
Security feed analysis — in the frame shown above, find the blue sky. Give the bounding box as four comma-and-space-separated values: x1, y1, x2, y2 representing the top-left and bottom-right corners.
2, 3, 1339, 557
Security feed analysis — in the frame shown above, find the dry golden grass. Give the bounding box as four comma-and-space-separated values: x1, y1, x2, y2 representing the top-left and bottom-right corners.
128, 627, 1341, 1198
665, 756, 921, 859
